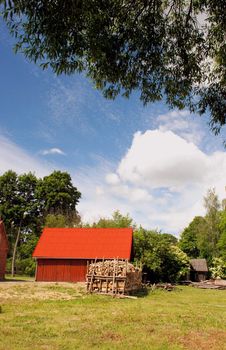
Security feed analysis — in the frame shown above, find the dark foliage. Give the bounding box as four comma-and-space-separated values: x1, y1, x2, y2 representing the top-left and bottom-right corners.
1, 1, 225, 131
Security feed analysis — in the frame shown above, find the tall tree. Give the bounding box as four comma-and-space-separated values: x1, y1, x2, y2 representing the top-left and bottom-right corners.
12, 172, 40, 276
203, 188, 221, 258
36, 170, 81, 219
1, 1, 225, 132
0, 170, 81, 275
179, 216, 207, 258
89, 210, 134, 228
0, 171, 39, 275
179, 188, 222, 262
45, 213, 81, 228
0, 170, 18, 239
217, 211, 226, 261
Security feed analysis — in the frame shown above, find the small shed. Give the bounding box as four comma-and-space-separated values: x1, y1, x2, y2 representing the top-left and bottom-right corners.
0, 221, 9, 280
190, 259, 208, 282
33, 227, 133, 282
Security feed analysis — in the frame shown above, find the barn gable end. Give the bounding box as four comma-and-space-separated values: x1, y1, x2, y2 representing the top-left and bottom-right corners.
0, 221, 9, 280
33, 228, 133, 282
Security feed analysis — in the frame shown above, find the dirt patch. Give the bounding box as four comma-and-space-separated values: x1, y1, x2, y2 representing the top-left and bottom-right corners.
178, 330, 226, 350
0, 281, 86, 302
101, 331, 123, 342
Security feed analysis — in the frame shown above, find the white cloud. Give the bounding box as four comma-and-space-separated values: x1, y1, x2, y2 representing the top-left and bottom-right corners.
1, 129, 226, 235
105, 173, 120, 185
46, 77, 96, 136
117, 130, 208, 189
77, 128, 226, 234
109, 184, 152, 202
155, 110, 205, 145
48, 78, 79, 124
95, 186, 104, 196
0, 134, 52, 177
41, 148, 66, 156
130, 188, 152, 202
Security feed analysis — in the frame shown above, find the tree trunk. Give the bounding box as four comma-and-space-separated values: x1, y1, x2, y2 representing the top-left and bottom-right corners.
11, 221, 22, 277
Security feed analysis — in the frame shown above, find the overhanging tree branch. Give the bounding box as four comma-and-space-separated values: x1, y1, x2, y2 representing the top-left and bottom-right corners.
1, 0, 225, 132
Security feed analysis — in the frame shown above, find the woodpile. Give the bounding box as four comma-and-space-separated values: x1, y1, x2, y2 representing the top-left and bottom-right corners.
86, 259, 142, 295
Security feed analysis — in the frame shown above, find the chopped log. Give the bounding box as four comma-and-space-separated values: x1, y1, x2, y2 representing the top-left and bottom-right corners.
86, 259, 142, 296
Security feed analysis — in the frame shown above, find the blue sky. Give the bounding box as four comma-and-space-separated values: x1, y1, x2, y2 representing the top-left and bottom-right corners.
1, 23, 226, 234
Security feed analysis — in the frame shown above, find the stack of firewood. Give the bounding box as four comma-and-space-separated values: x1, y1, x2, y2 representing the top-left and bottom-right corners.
87, 260, 136, 277
86, 259, 142, 295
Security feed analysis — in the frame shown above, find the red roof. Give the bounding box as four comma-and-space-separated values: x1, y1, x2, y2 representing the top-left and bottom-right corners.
33, 228, 133, 259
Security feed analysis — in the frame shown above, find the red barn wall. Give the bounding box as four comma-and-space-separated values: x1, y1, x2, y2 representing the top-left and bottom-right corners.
36, 259, 88, 282
0, 249, 7, 280
0, 224, 8, 281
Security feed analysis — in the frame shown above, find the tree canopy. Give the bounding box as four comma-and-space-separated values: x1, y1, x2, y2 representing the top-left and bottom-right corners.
1, 0, 225, 132
218, 211, 226, 261
89, 210, 134, 228
0, 170, 81, 275
0, 171, 40, 244
36, 170, 81, 217
178, 216, 205, 258
134, 227, 189, 282
179, 188, 226, 265
203, 188, 221, 257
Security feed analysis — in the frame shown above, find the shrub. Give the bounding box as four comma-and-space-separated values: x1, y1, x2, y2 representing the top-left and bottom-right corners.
210, 257, 226, 279
134, 228, 189, 282
16, 258, 36, 276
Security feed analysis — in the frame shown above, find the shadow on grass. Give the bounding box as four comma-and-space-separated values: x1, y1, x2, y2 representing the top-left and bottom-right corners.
130, 286, 151, 298
3, 275, 35, 283
2, 279, 33, 282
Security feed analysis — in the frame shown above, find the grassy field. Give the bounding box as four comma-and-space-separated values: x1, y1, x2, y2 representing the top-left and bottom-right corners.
5, 274, 35, 282
0, 281, 226, 350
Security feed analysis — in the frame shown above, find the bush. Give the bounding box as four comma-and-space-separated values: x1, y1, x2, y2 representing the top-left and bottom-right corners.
6, 258, 12, 274
210, 257, 226, 279
134, 228, 189, 283
16, 258, 36, 276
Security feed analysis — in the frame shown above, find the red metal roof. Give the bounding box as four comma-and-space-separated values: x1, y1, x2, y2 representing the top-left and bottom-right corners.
33, 228, 133, 259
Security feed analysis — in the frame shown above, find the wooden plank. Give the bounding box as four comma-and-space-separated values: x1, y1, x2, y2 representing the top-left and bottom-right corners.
123, 259, 127, 294
116, 258, 119, 294
112, 258, 116, 294
89, 257, 97, 292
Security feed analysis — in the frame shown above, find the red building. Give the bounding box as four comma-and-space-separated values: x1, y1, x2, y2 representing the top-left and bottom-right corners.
0, 221, 9, 280
33, 227, 133, 282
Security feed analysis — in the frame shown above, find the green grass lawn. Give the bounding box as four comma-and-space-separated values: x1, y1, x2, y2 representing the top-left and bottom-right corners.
5, 274, 35, 282
0, 283, 225, 350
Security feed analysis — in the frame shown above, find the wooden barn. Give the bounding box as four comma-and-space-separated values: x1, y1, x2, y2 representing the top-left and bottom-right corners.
33, 227, 133, 282
190, 259, 208, 282
0, 221, 9, 281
